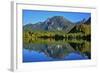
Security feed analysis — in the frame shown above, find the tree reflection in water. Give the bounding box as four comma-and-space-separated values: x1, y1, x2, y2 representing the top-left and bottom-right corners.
23, 37, 91, 62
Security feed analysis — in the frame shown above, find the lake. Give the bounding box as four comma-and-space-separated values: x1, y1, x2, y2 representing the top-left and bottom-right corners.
23, 38, 91, 62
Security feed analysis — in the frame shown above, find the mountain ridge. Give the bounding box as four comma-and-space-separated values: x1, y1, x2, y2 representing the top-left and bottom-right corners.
23, 16, 90, 33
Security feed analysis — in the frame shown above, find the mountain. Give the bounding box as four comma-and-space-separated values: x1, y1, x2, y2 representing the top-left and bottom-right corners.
74, 17, 91, 25
69, 17, 91, 34
75, 18, 86, 25
83, 17, 91, 24
23, 16, 75, 33
23, 16, 91, 33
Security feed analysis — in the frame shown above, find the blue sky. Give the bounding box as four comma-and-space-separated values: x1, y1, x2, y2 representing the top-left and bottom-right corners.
23, 10, 91, 25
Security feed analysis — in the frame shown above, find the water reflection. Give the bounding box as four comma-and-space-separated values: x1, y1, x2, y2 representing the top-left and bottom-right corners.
23, 38, 91, 62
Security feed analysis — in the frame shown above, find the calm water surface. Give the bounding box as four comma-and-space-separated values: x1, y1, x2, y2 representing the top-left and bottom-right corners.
23, 39, 90, 62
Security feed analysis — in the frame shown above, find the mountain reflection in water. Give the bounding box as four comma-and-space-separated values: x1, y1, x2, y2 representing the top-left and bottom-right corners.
23, 38, 91, 62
